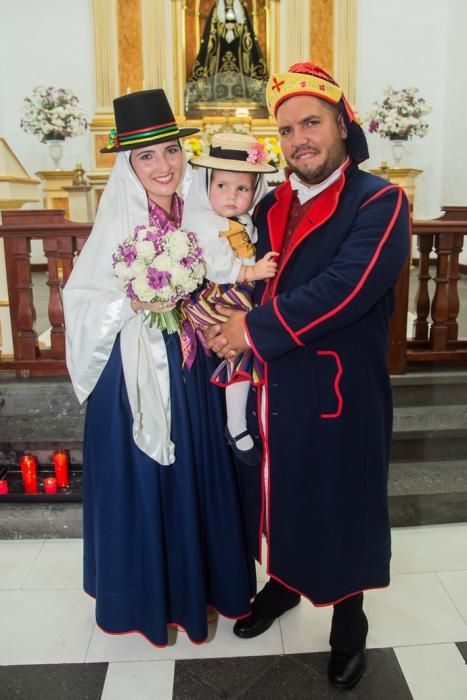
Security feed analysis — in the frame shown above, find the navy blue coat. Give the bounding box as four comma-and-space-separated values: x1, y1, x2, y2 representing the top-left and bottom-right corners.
241, 161, 410, 605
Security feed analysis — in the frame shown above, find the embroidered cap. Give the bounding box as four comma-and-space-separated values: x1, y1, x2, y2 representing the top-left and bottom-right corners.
266, 63, 369, 163
101, 89, 199, 153
189, 133, 277, 173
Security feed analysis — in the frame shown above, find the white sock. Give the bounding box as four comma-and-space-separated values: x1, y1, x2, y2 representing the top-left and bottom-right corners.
226, 381, 254, 451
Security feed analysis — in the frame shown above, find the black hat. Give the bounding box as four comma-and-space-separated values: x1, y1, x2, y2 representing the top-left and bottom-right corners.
101, 89, 199, 153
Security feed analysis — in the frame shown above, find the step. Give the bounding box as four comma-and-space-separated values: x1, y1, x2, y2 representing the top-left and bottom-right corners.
391, 370, 467, 407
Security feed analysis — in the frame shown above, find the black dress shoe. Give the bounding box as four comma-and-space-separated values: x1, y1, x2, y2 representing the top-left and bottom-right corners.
233, 595, 301, 639
225, 426, 261, 466
327, 648, 367, 690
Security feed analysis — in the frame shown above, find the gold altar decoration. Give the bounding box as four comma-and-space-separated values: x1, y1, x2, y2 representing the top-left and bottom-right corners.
88, 0, 356, 200
35, 170, 75, 218
370, 164, 422, 210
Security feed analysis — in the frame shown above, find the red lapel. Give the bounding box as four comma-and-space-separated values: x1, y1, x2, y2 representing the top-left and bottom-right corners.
277, 161, 350, 281
266, 180, 294, 255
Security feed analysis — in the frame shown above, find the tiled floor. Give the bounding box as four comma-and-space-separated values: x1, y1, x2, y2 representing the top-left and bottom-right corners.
1, 525, 467, 699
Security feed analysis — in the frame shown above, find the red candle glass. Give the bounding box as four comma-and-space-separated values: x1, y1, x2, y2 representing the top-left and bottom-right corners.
23, 467, 38, 494
44, 477, 57, 495
0, 480, 8, 495
20, 454, 37, 479
53, 450, 69, 488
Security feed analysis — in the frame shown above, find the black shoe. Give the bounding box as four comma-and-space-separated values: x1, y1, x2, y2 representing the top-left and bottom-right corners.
225, 426, 261, 466
327, 648, 367, 690
233, 594, 301, 639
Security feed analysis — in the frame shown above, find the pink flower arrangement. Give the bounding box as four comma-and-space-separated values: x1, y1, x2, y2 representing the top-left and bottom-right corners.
246, 142, 267, 165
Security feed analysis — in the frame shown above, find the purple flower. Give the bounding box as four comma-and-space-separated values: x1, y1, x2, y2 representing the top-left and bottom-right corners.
368, 120, 379, 133
125, 281, 137, 301
147, 268, 172, 290
119, 244, 137, 266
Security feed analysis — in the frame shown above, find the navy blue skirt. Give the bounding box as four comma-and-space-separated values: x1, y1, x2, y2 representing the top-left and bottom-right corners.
83, 333, 255, 646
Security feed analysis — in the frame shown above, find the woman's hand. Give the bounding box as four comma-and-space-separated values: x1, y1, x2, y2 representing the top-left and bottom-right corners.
131, 300, 176, 313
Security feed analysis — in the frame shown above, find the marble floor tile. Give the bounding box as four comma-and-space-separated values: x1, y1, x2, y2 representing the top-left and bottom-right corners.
23, 539, 83, 590
0, 589, 95, 665
0, 539, 44, 590
366, 573, 467, 648
438, 570, 467, 626
391, 523, 467, 574
395, 643, 467, 700
101, 660, 175, 700
279, 598, 333, 654
86, 614, 283, 664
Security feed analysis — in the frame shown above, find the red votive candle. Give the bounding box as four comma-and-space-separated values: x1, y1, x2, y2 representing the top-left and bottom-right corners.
23, 467, 38, 494
44, 477, 57, 495
0, 480, 8, 495
20, 454, 37, 479
53, 450, 69, 488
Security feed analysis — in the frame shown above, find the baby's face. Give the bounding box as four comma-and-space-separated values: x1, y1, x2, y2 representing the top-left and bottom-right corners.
209, 169, 256, 218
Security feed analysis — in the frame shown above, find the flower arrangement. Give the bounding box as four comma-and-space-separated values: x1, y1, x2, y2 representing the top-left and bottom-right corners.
366, 86, 431, 140
258, 136, 284, 168
112, 224, 206, 333
183, 136, 206, 161
20, 86, 87, 143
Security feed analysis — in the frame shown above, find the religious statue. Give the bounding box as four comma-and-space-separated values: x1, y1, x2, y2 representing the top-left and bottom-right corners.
185, 0, 268, 109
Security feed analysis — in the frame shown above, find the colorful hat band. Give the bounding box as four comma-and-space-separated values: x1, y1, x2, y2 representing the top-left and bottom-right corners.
266, 73, 343, 117
209, 146, 249, 161
105, 121, 180, 150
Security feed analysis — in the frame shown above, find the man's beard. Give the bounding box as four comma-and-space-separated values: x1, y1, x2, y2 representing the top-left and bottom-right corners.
287, 140, 347, 185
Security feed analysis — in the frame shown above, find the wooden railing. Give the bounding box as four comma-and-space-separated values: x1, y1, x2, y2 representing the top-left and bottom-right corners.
0, 210, 91, 376
0, 207, 466, 376
389, 206, 467, 373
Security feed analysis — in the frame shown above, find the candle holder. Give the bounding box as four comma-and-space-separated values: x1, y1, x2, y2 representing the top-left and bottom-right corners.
53, 450, 70, 488
0, 480, 8, 495
44, 477, 57, 495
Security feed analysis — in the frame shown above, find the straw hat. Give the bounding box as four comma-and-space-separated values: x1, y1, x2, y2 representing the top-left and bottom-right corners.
190, 133, 277, 173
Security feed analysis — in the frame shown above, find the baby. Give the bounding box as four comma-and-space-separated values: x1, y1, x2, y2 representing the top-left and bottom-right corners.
182, 133, 278, 465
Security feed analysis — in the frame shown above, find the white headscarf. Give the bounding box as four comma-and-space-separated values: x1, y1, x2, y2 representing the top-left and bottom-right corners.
63, 151, 175, 465
182, 167, 268, 284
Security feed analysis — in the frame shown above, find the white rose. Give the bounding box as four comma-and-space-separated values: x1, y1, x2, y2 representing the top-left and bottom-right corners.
152, 253, 172, 272
127, 259, 147, 278
114, 261, 132, 281
171, 265, 191, 289
165, 231, 190, 260
135, 240, 155, 262
133, 274, 155, 302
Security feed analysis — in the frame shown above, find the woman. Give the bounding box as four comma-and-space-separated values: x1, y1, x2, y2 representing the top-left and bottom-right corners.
64, 89, 254, 646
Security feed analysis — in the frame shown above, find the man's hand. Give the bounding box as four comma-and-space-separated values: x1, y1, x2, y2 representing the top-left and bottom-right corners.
204, 306, 249, 360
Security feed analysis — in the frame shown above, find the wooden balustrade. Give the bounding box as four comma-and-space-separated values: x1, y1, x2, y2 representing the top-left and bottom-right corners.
389, 207, 467, 372
0, 208, 466, 376
0, 209, 91, 376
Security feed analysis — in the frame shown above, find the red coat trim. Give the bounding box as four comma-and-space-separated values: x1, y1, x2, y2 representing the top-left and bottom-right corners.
267, 160, 350, 302
296, 187, 404, 336
317, 350, 343, 418
272, 297, 305, 347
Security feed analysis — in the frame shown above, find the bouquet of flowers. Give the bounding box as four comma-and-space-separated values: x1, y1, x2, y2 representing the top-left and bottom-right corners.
257, 136, 284, 168
113, 225, 206, 333
20, 86, 87, 143
366, 86, 431, 140
183, 136, 206, 161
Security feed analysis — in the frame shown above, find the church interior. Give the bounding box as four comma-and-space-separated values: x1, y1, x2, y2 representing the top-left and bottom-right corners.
0, 0, 466, 698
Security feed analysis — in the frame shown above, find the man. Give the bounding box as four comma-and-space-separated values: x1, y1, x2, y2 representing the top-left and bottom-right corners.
206, 63, 410, 690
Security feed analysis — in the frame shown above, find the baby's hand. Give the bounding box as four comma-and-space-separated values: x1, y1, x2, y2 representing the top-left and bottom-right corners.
254, 251, 279, 280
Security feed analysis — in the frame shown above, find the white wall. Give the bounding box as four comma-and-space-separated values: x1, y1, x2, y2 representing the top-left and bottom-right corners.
0, 0, 95, 177
356, 0, 451, 220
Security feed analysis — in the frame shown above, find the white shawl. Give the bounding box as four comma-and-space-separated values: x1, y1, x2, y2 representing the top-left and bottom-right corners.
182, 167, 268, 284
63, 151, 175, 465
